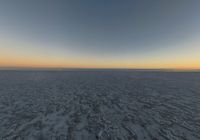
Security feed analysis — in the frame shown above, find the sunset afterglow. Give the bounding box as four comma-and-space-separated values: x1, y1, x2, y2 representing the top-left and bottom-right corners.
0, 0, 200, 69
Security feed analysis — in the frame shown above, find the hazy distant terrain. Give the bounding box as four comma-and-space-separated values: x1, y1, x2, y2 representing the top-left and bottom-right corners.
0, 70, 200, 140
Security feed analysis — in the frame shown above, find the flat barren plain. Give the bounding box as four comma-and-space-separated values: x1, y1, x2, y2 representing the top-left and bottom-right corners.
0, 70, 200, 140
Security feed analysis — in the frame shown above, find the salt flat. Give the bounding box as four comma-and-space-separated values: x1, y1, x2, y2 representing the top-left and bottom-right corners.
0, 70, 200, 140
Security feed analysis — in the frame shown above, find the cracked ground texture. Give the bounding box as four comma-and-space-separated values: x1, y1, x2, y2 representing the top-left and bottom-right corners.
0, 70, 200, 140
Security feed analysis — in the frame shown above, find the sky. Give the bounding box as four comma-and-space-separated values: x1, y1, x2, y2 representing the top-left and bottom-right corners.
0, 0, 200, 69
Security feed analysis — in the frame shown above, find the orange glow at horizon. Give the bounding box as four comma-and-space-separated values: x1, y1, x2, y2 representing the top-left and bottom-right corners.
0, 38, 200, 70
1, 0, 200, 71
1, 54, 200, 70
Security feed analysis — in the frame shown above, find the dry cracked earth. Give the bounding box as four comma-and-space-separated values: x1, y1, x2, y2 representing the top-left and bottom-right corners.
0, 70, 200, 140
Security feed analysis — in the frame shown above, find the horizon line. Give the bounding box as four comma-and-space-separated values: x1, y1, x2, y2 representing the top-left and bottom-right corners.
0, 67, 200, 72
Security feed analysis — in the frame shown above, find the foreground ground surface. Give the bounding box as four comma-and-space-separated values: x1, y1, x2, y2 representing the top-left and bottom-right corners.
0, 70, 200, 140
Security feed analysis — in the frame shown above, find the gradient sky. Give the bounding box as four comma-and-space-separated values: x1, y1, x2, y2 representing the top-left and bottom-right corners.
0, 0, 200, 69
